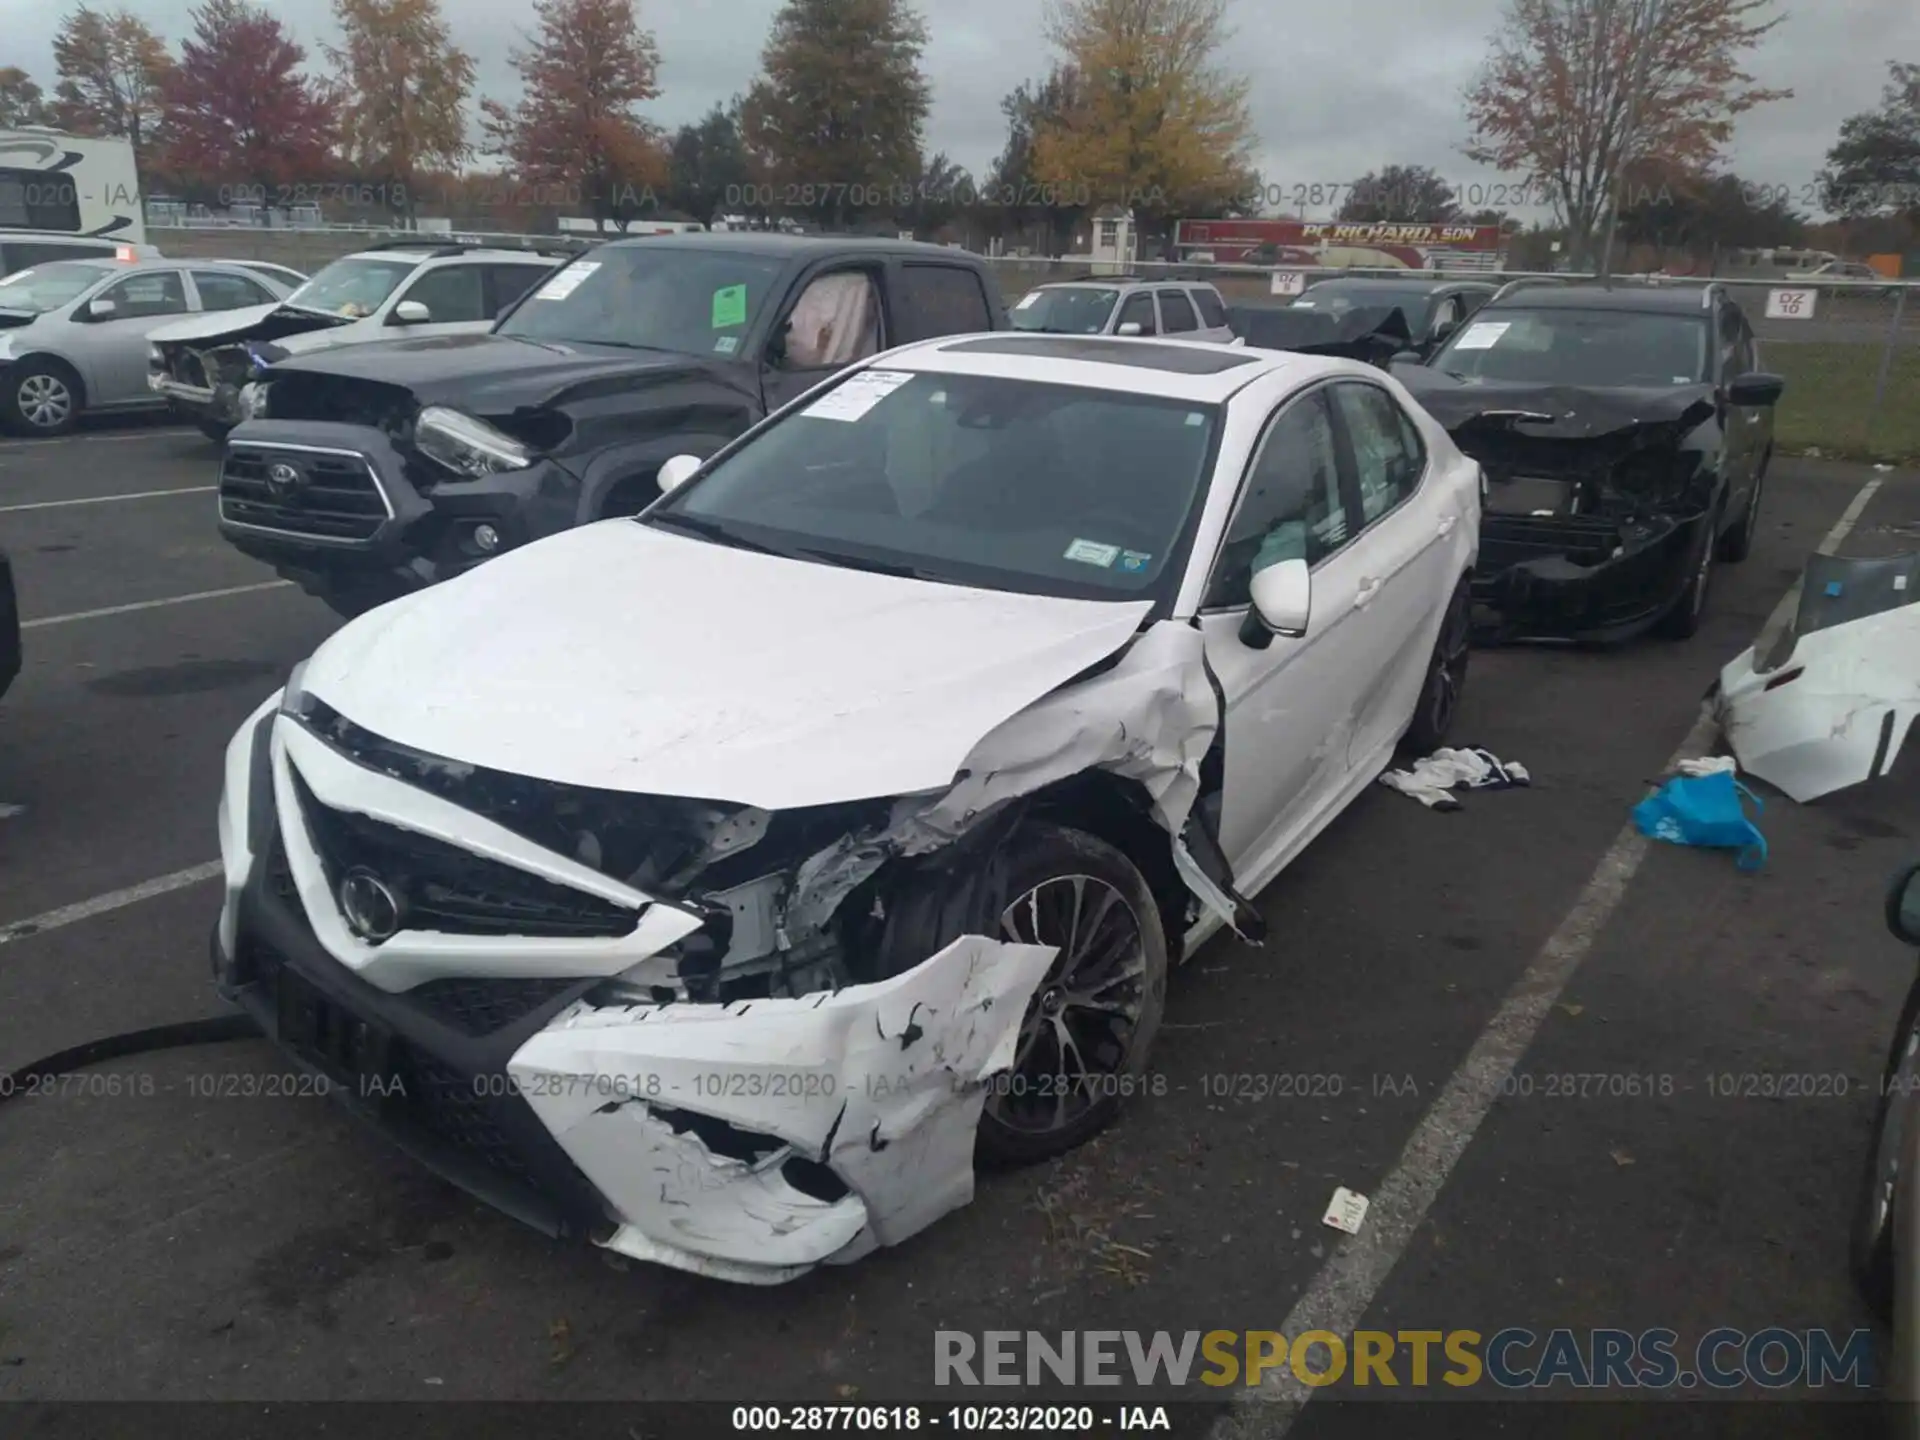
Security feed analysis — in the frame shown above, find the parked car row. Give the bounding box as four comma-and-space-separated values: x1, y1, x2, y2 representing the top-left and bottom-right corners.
0, 225, 1764, 1288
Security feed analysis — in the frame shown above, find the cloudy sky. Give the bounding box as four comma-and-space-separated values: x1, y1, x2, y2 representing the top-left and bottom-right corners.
2, 0, 1913, 217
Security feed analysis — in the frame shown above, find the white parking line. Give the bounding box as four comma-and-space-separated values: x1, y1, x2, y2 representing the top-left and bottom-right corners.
1213, 472, 1888, 1438
0, 427, 194, 451
22, 579, 293, 629
0, 485, 216, 514
0, 862, 222, 947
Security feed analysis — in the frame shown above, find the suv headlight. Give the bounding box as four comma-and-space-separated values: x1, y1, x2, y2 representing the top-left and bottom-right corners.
414, 405, 532, 479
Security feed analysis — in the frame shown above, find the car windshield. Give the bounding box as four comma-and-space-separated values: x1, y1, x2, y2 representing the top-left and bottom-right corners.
1293, 287, 1432, 326
0, 260, 108, 313
284, 257, 416, 318
1010, 287, 1119, 334
496, 246, 787, 354
646, 368, 1219, 601
1431, 307, 1711, 386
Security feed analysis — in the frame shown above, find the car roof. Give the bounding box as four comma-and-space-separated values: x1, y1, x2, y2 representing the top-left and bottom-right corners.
1483, 283, 1721, 315
1033, 276, 1212, 291
585, 231, 981, 261
1304, 277, 1493, 292
872, 332, 1356, 402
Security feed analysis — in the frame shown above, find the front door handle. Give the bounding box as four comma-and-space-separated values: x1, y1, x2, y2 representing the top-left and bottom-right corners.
1438, 514, 1457, 536
1354, 577, 1381, 607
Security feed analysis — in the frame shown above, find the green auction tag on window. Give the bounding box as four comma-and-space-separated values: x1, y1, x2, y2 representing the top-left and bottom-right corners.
712, 284, 747, 328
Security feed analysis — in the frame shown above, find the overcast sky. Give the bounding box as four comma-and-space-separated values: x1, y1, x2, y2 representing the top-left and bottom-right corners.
2, 0, 1913, 218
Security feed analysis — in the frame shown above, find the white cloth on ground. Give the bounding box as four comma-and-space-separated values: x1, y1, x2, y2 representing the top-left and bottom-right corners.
1379, 746, 1531, 811
1676, 755, 1738, 777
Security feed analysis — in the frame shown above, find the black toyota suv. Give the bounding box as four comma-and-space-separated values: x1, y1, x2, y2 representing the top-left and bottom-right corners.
216, 234, 1013, 616
1393, 280, 1786, 643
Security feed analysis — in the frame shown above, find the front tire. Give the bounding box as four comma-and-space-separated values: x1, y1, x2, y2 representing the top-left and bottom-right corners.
1852, 970, 1920, 1321
873, 821, 1169, 1167
1719, 452, 1768, 564
1656, 503, 1721, 640
1403, 576, 1471, 755
1, 359, 82, 436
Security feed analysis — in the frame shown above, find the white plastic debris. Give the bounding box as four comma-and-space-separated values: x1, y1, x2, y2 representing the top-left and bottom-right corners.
1676, 756, 1738, 777
1323, 1187, 1370, 1235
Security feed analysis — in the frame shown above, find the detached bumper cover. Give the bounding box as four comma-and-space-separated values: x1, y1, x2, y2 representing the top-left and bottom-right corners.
1717, 551, 1920, 802
1473, 510, 1703, 640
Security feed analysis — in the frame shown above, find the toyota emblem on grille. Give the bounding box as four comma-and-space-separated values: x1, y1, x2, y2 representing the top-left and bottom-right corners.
265, 460, 306, 500
339, 868, 403, 942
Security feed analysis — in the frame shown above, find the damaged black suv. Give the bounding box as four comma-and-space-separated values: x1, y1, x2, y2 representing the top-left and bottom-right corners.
1394, 281, 1784, 642
216, 233, 1010, 617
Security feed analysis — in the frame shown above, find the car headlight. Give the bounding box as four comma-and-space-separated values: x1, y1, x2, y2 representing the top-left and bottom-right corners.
146, 340, 162, 369
279, 660, 312, 719
413, 405, 532, 479
238, 381, 269, 419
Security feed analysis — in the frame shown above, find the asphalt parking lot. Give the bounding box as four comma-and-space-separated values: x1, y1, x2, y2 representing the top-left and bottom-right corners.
0, 417, 1916, 1434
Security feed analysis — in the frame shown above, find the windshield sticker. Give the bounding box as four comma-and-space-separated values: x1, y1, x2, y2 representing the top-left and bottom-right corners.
1452, 321, 1510, 350
800, 368, 914, 422
711, 284, 748, 328
1064, 538, 1121, 568
1118, 550, 1153, 573
535, 261, 599, 301
1184, 412, 1205, 426
1014, 292, 1041, 309
714, 335, 740, 354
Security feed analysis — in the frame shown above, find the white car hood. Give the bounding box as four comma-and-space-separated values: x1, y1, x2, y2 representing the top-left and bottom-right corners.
300, 519, 1154, 810
147, 301, 285, 345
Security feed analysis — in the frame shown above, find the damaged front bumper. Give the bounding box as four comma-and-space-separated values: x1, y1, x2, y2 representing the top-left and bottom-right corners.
214, 701, 1056, 1282
1716, 551, 1920, 802
1472, 508, 1706, 642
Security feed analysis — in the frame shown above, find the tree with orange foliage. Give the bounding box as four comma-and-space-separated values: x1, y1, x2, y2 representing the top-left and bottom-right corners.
326, 0, 475, 220
1462, 0, 1791, 270
159, 0, 339, 202
480, 0, 668, 233
50, 5, 174, 167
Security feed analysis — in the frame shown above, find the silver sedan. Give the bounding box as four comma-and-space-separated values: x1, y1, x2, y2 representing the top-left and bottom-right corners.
0, 257, 300, 436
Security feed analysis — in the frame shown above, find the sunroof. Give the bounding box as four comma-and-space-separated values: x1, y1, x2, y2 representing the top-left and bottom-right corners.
942, 335, 1261, 374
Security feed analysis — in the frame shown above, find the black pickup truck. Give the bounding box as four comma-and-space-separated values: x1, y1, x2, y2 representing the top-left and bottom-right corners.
217, 233, 1013, 616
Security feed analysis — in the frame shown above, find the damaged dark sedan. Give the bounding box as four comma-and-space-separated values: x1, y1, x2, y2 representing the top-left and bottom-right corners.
1393, 282, 1783, 642
1229, 277, 1495, 367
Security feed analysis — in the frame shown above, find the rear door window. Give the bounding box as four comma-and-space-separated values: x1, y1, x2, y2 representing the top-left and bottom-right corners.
1191, 286, 1229, 328
900, 263, 993, 338
484, 263, 549, 316
1159, 289, 1199, 333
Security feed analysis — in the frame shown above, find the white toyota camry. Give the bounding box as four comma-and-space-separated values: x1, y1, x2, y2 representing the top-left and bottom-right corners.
212, 332, 1482, 1283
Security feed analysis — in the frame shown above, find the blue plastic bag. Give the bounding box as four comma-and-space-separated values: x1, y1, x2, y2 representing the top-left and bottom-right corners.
1632, 770, 1768, 871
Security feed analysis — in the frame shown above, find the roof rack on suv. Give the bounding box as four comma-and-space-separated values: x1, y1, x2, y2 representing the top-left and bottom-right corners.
1489, 277, 1569, 304
353, 237, 590, 259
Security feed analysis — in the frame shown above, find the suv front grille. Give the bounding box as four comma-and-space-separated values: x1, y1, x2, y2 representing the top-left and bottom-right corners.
291, 777, 639, 941
404, 977, 582, 1036
220, 445, 389, 542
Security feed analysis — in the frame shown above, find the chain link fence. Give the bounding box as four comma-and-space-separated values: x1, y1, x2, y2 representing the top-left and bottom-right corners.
146, 223, 1917, 465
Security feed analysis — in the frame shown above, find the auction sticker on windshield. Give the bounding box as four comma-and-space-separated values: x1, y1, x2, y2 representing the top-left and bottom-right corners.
712, 284, 748, 328
535, 262, 599, 301
800, 369, 914, 422
1452, 321, 1510, 350
1064, 538, 1121, 567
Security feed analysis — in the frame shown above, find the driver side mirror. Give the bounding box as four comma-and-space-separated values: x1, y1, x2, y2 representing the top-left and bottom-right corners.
391, 299, 432, 325
1890, 862, 1920, 946
1116, 321, 1144, 337
1390, 349, 1422, 367
765, 321, 791, 368
656, 453, 702, 494
1240, 558, 1311, 649
85, 297, 117, 320
1727, 372, 1785, 407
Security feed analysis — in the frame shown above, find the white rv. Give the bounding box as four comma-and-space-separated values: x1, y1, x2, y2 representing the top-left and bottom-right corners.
0, 128, 145, 245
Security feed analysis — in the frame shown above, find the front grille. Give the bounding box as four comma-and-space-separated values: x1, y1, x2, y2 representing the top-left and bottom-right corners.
402, 1051, 542, 1188
1480, 514, 1623, 570
220, 445, 389, 542
293, 777, 638, 941
405, 977, 581, 1036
